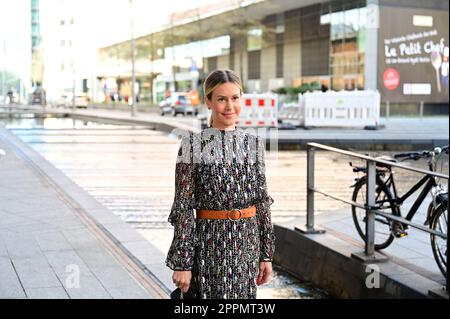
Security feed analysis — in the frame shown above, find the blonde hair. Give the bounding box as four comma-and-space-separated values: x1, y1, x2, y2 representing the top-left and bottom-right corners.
203, 69, 243, 127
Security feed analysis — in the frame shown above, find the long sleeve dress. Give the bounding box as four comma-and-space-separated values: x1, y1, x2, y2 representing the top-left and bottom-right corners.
165, 126, 275, 299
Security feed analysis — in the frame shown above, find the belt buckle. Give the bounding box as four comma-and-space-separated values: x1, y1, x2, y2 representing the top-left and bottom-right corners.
228, 209, 242, 221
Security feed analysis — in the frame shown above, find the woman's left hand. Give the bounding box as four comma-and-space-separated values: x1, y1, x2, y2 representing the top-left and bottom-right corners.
257, 261, 272, 286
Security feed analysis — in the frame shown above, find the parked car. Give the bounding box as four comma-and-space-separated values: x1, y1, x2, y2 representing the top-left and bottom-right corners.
51, 94, 70, 107
159, 93, 198, 116
52, 93, 89, 108
30, 89, 46, 105
159, 97, 173, 116
73, 94, 89, 108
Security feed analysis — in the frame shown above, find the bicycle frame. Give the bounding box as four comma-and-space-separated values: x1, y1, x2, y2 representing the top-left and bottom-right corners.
379, 171, 437, 224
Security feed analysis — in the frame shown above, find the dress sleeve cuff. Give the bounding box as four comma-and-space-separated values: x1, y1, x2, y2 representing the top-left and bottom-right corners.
165, 260, 193, 271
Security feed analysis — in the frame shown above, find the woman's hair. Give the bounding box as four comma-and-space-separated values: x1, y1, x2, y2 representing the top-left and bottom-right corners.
203, 69, 243, 127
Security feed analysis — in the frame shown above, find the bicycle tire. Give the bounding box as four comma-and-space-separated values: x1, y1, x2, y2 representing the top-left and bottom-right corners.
351, 176, 398, 250
430, 203, 447, 278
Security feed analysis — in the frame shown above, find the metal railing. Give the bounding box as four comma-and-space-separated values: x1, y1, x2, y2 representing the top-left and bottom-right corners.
299, 142, 449, 295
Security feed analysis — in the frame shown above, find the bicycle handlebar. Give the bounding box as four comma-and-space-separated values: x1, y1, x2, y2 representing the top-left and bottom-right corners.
394, 152, 418, 159
394, 152, 426, 160
393, 145, 449, 162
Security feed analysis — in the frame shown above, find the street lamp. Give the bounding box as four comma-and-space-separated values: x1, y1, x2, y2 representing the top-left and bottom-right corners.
70, 16, 76, 111
2, 40, 6, 103
129, 0, 136, 117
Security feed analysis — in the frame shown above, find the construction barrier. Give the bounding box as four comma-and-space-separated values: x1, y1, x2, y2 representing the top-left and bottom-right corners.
236, 94, 278, 128
277, 102, 304, 127
301, 90, 380, 127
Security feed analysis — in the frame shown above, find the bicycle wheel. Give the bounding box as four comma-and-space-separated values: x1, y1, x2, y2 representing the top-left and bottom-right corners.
430, 203, 447, 278
351, 176, 397, 250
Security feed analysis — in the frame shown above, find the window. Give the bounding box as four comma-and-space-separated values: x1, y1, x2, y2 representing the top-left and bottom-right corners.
247, 28, 262, 51
276, 13, 285, 34
248, 50, 261, 80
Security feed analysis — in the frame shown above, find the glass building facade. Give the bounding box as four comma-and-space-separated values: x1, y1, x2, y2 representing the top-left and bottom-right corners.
99, 0, 448, 109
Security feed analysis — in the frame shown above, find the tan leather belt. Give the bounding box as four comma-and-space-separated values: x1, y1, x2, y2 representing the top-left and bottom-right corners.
196, 205, 256, 220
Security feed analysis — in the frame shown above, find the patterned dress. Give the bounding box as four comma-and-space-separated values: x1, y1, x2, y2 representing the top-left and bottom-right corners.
165, 126, 275, 299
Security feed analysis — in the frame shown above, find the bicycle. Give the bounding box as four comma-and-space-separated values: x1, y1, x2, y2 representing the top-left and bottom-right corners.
349, 146, 448, 278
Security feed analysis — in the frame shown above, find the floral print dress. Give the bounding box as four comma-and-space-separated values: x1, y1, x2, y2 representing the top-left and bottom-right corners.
165, 126, 275, 299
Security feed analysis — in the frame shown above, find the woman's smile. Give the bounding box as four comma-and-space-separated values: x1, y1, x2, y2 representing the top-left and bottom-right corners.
221, 112, 236, 119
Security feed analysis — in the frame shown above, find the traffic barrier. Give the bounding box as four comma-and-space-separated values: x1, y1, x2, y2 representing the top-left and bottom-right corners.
278, 103, 304, 127
300, 90, 380, 128
236, 94, 278, 128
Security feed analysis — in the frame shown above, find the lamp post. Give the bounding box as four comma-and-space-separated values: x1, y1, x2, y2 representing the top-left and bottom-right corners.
70, 16, 76, 111
130, 0, 136, 117
2, 40, 6, 103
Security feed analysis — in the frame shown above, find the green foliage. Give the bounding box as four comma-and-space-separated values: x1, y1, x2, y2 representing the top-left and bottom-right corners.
272, 81, 323, 96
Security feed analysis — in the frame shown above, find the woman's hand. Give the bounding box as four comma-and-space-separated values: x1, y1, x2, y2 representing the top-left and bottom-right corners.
257, 261, 272, 286
172, 270, 192, 293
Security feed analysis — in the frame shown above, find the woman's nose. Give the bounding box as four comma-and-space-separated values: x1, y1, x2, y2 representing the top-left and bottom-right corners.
226, 98, 234, 109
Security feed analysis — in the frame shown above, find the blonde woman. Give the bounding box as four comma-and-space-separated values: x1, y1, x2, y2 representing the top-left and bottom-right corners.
166, 69, 275, 299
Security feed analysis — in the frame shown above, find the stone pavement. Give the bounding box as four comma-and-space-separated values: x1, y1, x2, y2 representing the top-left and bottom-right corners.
0, 126, 171, 299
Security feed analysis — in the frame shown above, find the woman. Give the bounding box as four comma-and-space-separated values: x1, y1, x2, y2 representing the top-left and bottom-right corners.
166, 69, 275, 299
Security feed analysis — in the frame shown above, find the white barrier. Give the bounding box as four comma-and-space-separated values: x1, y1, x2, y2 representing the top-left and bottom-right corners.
236, 94, 278, 128
301, 90, 380, 127
278, 103, 304, 127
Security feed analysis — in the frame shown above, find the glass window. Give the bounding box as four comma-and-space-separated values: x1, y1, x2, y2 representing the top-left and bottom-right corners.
164, 35, 230, 67
344, 8, 359, 38
247, 28, 262, 51
276, 13, 285, 34
327, 0, 366, 90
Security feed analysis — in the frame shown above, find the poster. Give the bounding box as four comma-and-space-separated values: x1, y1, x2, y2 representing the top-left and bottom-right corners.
378, 6, 449, 103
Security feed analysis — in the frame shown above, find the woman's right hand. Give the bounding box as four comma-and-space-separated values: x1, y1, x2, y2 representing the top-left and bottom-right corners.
172, 271, 192, 293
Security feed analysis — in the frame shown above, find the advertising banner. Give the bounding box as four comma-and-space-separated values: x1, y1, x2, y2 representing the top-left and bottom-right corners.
378, 6, 449, 103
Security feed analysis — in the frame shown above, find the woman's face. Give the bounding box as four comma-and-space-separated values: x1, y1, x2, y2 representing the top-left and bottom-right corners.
206, 82, 242, 130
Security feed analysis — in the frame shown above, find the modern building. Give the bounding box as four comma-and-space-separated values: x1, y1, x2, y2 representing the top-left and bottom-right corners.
98, 0, 448, 113
31, 0, 43, 88
0, 0, 32, 103
39, 0, 101, 102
